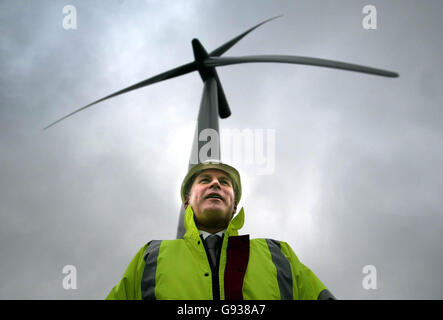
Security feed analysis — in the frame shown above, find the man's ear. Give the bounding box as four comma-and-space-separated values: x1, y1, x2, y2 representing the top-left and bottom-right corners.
184, 195, 189, 209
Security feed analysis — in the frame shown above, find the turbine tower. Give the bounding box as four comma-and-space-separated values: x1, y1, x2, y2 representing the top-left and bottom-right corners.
44, 16, 399, 238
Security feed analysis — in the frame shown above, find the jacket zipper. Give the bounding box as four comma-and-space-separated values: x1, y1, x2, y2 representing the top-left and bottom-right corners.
212, 243, 224, 301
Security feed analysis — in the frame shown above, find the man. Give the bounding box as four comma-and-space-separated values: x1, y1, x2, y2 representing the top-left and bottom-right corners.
106, 160, 335, 300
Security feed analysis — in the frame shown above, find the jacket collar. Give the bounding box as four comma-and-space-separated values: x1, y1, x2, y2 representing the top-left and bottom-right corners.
183, 205, 245, 241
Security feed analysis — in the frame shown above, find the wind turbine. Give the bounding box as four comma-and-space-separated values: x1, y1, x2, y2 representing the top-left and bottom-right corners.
44, 15, 399, 238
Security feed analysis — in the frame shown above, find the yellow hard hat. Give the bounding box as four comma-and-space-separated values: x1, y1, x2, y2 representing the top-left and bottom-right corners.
180, 159, 242, 205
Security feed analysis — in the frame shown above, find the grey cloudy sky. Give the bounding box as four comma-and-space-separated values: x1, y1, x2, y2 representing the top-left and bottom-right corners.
1, 0, 442, 299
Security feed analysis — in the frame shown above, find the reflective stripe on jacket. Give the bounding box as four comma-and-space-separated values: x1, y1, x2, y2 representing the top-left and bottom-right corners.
106, 205, 330, 300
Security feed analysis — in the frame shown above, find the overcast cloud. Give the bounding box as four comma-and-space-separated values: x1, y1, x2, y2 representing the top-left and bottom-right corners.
1, 0, 442, 299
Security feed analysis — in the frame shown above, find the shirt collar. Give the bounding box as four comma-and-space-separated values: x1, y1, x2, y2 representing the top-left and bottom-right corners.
199, 229, 225, 240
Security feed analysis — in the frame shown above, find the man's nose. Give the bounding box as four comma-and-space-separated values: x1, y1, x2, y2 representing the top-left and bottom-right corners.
209, 179, 221, 189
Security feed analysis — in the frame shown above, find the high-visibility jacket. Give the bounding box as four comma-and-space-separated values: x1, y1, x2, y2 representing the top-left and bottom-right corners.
106, 205, 334, 300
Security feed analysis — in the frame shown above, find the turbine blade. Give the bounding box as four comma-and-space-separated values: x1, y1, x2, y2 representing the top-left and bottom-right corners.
209, 15, 283, 57
214, 73, 231, 118
44, 62, 197, 129
204, 55, 399, 78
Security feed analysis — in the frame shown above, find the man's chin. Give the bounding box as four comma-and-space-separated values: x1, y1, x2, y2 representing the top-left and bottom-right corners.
201, 206, 224, 216
201, 200, 225, 210
196, 211, 230, 231
199, 207, 229, 223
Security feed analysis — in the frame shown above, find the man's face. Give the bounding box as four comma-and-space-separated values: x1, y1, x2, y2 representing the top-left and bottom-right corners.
184, 169, 237, 233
